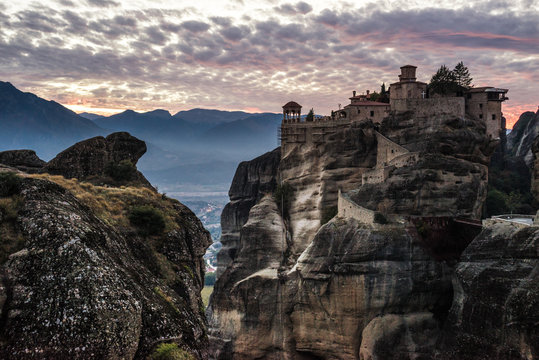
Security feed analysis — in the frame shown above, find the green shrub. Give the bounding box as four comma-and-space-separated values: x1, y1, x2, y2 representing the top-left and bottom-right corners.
321, 206, 337, 225
204, 272, 216, 286
485, 189, 508, 216
104, 159, 137, 182
150, 343, 195, 360
128, 205, 166, 235
0, 172, 21, 197
374, 212, 388, 224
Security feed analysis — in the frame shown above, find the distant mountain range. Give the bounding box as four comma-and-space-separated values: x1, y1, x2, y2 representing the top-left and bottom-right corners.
0, 81, 281, 202
0, 81, 103, 159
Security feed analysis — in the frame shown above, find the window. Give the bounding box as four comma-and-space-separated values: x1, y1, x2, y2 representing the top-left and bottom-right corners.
479, 103, 483, 109
479, 114, 483, 119
492, 114, 496, 120
370, 110, 374, 117
487, 92, 500, 100
358, 110, 361, 114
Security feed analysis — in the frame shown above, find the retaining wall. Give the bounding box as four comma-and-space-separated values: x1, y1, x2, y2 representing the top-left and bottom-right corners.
338, 190, 375, 224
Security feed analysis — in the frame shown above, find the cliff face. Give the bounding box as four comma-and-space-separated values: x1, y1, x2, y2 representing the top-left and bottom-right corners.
279, 121, 377, 258
0, 136, 211, 359
533, 138, 539, 201
208, 106, 535, 359
437, 223, 538, 359
290, 218, 453, 360
507, 110, 539, 167
357, 110, 496, 219
216, 148, 280, 277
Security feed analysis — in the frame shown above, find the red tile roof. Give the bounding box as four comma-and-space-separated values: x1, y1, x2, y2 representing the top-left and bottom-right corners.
283, 101, 302, 108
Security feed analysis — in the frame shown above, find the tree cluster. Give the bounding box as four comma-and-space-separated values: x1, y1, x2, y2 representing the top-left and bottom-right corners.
429, 62, 473, 95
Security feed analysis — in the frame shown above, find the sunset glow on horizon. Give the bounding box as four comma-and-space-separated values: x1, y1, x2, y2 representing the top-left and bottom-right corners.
1, 0, 537, 129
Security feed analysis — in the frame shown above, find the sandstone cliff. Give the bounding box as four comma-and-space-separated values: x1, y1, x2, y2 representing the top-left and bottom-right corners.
0, 136, 211, 359
437, 223, 538, 359
507, 110, 539, 168
533, 137, 539, 201
216, 148, 281, 277
208, 107, 536, 359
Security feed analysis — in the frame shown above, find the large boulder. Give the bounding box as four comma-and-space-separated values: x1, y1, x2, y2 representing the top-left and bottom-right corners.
45, 132, 148, 185
0, 149, 45, 173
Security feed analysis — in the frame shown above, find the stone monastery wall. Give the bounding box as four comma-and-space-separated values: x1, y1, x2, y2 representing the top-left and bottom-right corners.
337, 190, 375, 224
375, 132, 409, 168
388, 152, 420, 167
362, 167, 389, 185
391, 97, 465, 118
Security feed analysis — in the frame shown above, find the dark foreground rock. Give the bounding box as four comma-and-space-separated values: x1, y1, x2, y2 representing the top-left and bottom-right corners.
45, 132, 151, 186
436, 223, 538, 360
0, 149, 45, 173
0, 167, 211, 358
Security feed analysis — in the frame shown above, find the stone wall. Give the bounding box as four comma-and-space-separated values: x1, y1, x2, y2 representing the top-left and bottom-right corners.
390, 81, 427, 102
338, 190, 375, 224
391, 97, 465, 118
375, 132, 410, 168
388, 152, 420, 167
362, 167, 389, 185
280, 119, 352, 156
345, 104, 389, 124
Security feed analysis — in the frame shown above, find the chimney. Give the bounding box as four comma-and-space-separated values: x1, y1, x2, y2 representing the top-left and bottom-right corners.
353, 91, 356, 97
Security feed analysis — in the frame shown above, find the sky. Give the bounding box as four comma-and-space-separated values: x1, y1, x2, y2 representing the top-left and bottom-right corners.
1, 0, 538, 128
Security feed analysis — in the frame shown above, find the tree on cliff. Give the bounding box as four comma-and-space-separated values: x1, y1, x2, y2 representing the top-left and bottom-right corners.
453, 61, 473, 88
306, 108, 314, 122
429, 63, 474, 95
429, 65, 458, 95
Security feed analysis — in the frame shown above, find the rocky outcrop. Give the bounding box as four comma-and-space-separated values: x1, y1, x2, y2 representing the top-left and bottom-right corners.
0, 132, 151, 186
209, 195, 286, 359
350, 153, 487, 218
532, 136, 539, 201
216, 148, 280, 276
359, 111, 496, 219
290, 218, 452, 360
279, 121, 377, 258
0, 144, 211, 358
507, 110, 539, 167
45, 132, 149, 185
0, 149, 45, 173
436, 223, 538, 359
209, 107, 523, 359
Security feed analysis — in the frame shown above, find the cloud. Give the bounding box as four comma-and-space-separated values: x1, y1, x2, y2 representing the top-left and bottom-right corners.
274, 1, 313, 15
13, 9, 65, 33
114, 15, 137, 27
211, 16, 232, 27
0, 1, 536, 126
221, 26, 249, 41
86, 0, 119, 7
145, 26, 168, 45
182, 20, 210, 33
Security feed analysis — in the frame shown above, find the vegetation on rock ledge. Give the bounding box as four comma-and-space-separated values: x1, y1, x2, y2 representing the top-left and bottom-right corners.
129, 205, 166, 236
150, 343, 195, 360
